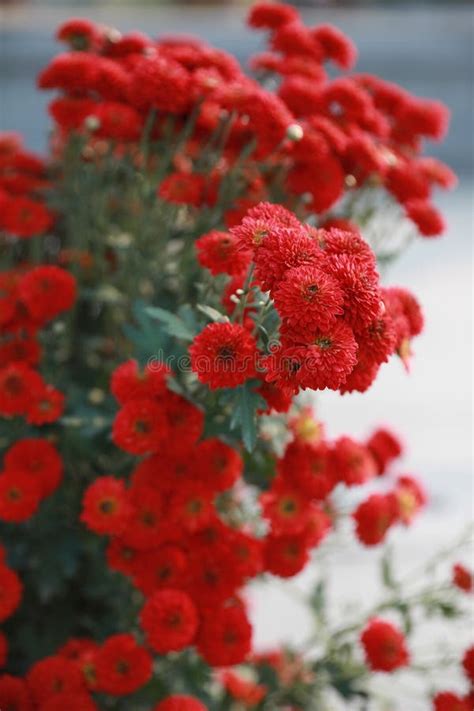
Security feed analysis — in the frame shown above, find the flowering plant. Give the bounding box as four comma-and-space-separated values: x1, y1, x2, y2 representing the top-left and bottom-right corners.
0, 2, 471, 709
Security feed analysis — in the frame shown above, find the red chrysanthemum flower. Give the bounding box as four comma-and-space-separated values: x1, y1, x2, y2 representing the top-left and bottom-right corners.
194, 437, 242, 493
312, 24, 357, 70
278, 440, 334, 500
0, 471, 41, 523
27, 656, 85, 705
132, 544, 189, 596
190, 322, 258, 389
0, 564, 22, 622
261, 478, 312, 535
95, 634, 152, 696
264, 532, 310, 578
128, 55, 191, 114
80, 476, 132, 536
253, 227, 320, 294
285, 320, 359, 392
452, 563, 473, 593
4, 438, 63, 498
110, 359, 170, 405
119, 485, 169, 550
153, 696, 208, 711
247, 1, 298, 29
196, 230, 252, 277
161, 392, 204, 450
353, 493, 398, 546
273, 264, 344, 332
197, 604, 252, 667
0, 363, 43, 416
169, 481, 215, 532
18, 266, 76, 324
112, 398, 167, 455
37, 52, 98, 93
394, 475, 426, 524
0, 674, 32, 711
366, 428, 403, 476
330, 436, 377, 487
159, 172, 206, 207
323, 253, 381, 333
360, 618, 409, 672
26, 384, 65, 425
433, 692, 470, 711
187, 545, 243, 608
56, 18, 102, 50
140, 588, 199, 654
0, 196, 54, 238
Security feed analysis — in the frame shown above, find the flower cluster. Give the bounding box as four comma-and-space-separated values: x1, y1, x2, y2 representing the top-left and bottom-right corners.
248, 2, 457, 236
192, 202, 423, 396
0, 3, 469, 710
0, 134, 54, 239
82, 359, 257, 668
36, 4, 456, 238
0, 264, 76, 423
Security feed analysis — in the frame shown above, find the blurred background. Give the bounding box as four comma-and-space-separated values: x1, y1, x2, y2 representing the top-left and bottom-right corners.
1, 1, 472, 707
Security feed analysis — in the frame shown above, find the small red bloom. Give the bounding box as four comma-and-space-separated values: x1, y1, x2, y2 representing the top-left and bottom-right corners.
264, 532, 310, 578
95, 634, 152, 696
0, 363, 43, 416
353, 493, 398, 546
110, 359, 170, 405
140, 588, 199, 653
56, 18, 102, 50
0, 471, 41, 522
18, 266, 76, 324
132, 544, 188, 596
112, 398, 167, 455
196, 230, 252, 276
330, 436, 376, 487
4, 438, 63, 497
159, 172, 206, 207
81, 476, 132, 536
26, 384, 65, 425
393, 475, 426, 524
247, 2, 298, 30
27, 656, 85, 705
366, 428, 403, 476
190, 322, 258, 389
0, 196, 54, 238
197, 604, 252, 667
194, 437, 242, 492
360, 618, 409, 672
273, 264, 344, 332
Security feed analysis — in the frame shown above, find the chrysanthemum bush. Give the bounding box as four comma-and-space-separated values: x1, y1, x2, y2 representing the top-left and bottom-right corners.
0, 2, 471, 709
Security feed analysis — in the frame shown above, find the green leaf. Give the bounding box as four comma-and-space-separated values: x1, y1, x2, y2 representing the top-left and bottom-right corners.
380, 548, 397, 590
229, 383, 266, 452
196, 303, 228, 323
145, 305, 195, 341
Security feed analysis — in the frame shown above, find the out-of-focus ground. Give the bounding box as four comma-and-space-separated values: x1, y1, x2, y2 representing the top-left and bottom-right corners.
1, 4, 473, 708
